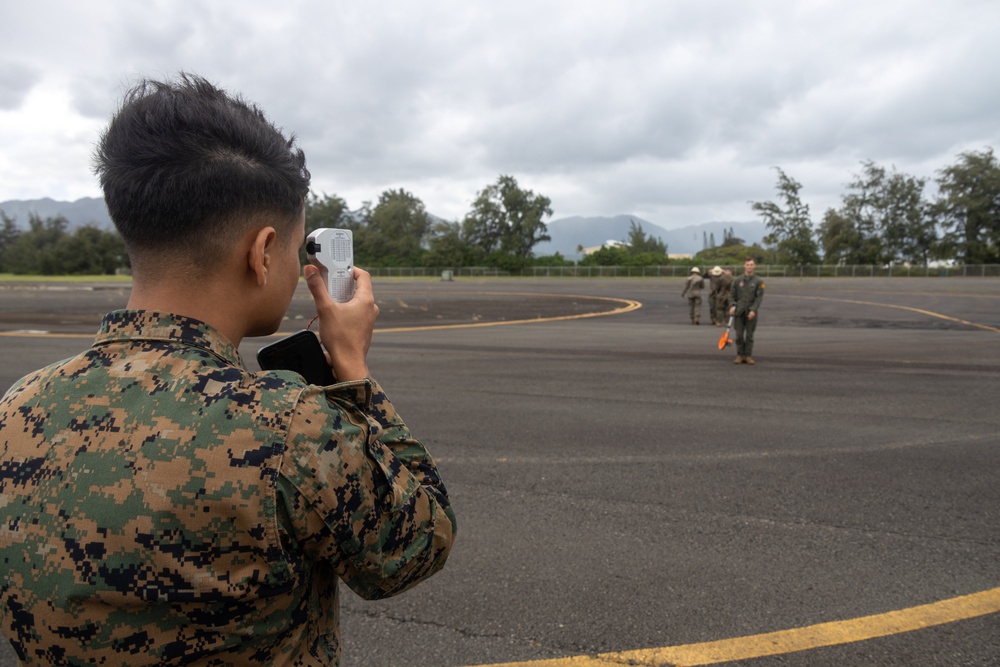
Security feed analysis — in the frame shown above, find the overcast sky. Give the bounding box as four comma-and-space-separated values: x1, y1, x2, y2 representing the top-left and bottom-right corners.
2, 0, 998, 229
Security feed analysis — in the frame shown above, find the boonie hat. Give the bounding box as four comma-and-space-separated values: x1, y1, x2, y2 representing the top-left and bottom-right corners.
710, 266, 723, 276
690, 267, 701, 274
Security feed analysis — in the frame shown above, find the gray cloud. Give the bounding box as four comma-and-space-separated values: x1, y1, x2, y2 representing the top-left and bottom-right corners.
0, 60, 41, 110
2, 0, 999, 226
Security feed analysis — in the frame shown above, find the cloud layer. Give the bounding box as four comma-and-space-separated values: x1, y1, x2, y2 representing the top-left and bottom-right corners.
2, 0, 998, 228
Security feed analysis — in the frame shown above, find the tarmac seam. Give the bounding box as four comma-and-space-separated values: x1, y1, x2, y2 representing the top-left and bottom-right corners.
438, 431, 997, 464
456, 479, 1000, 549
777, 294, 1000, 334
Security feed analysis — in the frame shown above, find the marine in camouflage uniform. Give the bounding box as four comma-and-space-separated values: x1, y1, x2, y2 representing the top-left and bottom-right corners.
680, 267, 705, 325
706, 266, 725, 325
0, 73, 456, 666
0, 311, 455, 665
728, 258, 765, 365
715, 268, 734, 326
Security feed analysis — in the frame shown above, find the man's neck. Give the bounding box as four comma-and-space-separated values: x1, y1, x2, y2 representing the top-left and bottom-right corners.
127, 276, 248, 346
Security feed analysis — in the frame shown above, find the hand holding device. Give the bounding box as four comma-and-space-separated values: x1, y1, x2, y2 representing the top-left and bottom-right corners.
306, 228, 354, 302
302, 264, 378, 382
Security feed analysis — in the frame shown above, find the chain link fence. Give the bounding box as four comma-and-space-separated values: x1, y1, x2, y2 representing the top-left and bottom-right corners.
366, 265, 1000, 278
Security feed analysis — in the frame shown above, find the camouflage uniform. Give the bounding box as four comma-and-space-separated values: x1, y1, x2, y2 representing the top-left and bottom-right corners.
715, 272, 734, 324
680, 270, 705, 324
729, 273, 765, 358
0, 310, 456, 666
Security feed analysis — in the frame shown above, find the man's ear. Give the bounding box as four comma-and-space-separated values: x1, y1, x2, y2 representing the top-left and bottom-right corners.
248, 226, 278, 288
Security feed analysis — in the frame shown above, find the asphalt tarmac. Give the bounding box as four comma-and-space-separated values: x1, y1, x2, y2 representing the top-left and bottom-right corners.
1, 276, 998, 666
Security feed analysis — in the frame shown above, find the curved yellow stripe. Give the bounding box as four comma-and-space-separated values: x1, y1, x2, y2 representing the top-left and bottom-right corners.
0, 293, 642, 339
376, 293, 642, 334
472, 587, 1000, 666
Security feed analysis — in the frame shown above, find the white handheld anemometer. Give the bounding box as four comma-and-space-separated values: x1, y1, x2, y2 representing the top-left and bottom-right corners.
306, 228, 355, 303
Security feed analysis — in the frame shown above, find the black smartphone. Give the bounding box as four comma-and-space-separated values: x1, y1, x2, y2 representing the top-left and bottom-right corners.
256, 330, 335, 385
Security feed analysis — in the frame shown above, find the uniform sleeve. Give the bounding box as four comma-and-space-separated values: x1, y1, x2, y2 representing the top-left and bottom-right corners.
277, 377, 456, 600
750, 279, 765, 312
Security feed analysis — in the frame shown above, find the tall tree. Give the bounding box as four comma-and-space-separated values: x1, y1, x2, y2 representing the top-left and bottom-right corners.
831, 161, 933, 265
363, 188, 431, 266
0, 211, 20, 272
720, 227, 744, 248
817, 207, 861, 265
750, 168, 820, 265
841, 161, 886, 264
882, 167, 934, 263
626, 219, 667, 255
933, 147, 1000, 264
423, 220, 469, 268
463, 175, 552, 264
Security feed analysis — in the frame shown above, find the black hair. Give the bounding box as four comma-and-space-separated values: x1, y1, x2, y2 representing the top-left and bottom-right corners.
94, 73, 310, 256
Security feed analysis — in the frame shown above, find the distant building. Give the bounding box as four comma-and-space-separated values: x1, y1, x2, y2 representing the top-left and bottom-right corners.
581, 239, 628, 255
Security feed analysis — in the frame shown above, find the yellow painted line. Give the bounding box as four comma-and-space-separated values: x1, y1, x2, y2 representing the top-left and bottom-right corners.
0, 293, 642, 340
782, 294, 1000, 334
471, 587, 1000, 666
375, 293, 641, 334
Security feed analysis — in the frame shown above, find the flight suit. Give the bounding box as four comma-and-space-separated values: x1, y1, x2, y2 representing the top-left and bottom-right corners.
729, 273, 765, 359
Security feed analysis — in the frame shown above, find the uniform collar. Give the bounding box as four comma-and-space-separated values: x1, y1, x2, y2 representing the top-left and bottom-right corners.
94, 309, 244, 368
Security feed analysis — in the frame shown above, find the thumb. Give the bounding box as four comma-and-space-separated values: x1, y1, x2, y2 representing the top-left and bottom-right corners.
303, 265, 331, 304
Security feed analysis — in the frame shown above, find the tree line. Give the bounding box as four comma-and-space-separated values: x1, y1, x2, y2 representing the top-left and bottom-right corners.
0, 212, 126, 275
2, 148, 998, 276
741, 146, 1000, 267
0, 174, 568, 275
304, 174, 560, 273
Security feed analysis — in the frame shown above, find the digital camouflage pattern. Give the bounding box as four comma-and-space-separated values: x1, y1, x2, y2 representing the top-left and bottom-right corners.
0, 310, 456, 665
714, 272, 734, 323
681, 272, 705, 324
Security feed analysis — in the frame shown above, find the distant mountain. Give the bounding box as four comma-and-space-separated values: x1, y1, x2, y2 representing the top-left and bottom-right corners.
0, 197, 113, 230
534, 215, 767, 258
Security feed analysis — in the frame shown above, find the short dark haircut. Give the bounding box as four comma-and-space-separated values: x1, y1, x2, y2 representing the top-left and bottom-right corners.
94, 73, 311, 260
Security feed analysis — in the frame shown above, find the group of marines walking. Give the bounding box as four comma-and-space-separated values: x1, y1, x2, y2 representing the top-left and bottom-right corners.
681, 257, 765, 365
